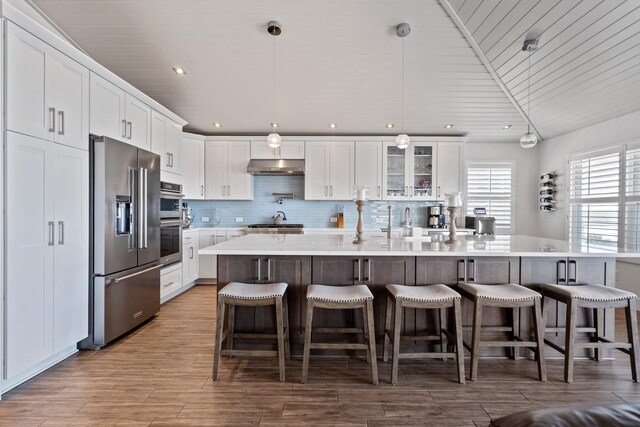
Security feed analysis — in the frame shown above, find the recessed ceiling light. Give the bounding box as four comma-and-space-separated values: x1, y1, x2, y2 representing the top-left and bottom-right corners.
172, 66, 187, 76
329, 123, 337, 128
444, 124, 454, 129
503, 124, 512, 129
271, 122, 279, 128
212, 122, 222, 128
386, 123, 395, 129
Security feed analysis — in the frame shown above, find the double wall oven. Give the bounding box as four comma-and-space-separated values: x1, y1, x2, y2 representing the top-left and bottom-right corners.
160, 181, 183, 266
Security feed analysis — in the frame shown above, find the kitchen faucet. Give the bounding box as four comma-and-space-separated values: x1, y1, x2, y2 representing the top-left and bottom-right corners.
404, 207, 412, 226
381, 205, 392, 239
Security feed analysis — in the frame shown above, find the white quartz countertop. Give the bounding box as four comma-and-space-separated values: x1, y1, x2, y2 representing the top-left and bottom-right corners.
199, 233, 640, 257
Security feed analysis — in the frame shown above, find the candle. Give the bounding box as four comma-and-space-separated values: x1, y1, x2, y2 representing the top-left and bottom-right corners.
353, 185, 369, 201
446, 192, 462, 207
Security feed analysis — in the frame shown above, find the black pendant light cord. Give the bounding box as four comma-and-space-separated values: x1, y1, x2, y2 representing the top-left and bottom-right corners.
273, 35, 276, 127
527, 50, 531, 134
401, 36, 405, 133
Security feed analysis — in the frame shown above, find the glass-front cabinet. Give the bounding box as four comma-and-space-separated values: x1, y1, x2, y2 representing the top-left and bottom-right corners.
383, 142, 437, 200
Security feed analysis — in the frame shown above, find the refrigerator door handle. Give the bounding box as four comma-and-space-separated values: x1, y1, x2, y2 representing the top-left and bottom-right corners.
137, 167, 145, 249
142, 167, 148, 249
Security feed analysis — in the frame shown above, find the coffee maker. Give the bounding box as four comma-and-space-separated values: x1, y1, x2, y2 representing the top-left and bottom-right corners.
427, 204, 446, 228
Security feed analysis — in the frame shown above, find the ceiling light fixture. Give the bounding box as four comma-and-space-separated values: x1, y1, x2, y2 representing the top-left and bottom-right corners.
172, 66, 187, 76
386, 123, 395, 129
520, 38, 539, 149
395, 23, 411, 150
267, 21, 282, 149
444, 124, 454, 129
503, 124, 512, 129
213, 122, 222, 128
329, 123, 337, 128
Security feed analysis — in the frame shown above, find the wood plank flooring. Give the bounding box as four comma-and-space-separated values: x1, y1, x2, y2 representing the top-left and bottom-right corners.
1, 285, 640, 426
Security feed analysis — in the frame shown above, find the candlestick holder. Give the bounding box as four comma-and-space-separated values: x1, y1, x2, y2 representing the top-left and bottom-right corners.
445, 206, 460, 245
352, 185, 370, 244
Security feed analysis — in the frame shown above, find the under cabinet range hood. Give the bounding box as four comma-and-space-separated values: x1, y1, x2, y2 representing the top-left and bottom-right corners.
247, 159, 305, 176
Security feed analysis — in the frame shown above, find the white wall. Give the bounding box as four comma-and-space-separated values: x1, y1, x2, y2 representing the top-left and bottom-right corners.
464, 142, 539, 237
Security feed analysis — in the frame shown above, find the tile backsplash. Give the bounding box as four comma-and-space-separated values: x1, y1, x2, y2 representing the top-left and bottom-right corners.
186, 176, 442, 228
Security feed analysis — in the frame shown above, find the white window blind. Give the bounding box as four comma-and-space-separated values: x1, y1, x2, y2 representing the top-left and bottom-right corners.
466, 163, 513, 233
568, 150, 620, 250
624, 146, 640, 251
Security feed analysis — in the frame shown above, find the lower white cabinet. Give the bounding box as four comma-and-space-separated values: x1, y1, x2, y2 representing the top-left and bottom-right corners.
182, 231, 199, 285
5, 131, 89, 380
197, 228, 245, 279
160, 263, 183, 301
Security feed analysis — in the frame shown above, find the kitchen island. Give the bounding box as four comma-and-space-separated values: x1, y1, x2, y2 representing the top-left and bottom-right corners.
201, 234, 638, 357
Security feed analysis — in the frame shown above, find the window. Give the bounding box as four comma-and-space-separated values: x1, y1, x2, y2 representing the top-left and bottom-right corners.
568, 141, 640, 251
466, 162, 514, 234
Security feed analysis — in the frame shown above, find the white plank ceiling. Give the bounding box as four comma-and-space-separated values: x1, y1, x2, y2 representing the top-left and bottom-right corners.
446, 0, 640, 139
29, 0, 640, 142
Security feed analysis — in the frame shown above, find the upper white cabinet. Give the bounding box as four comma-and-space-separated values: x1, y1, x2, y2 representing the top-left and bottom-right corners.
151, 111, 182, 176
436, 142, 462, 199
182, 133, 205, 199
383, 142, 437, 200
305, 142, 354, 200
6, 23, 89, 151
355, 142, 383, 201
89, 73, 152, 151
205, 141, 253, 200
5, 132, 88, 380
251, 140, 305, 159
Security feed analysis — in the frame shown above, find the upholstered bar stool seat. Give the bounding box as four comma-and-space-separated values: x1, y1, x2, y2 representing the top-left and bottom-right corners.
540, 283, 640, 383
458, 282, 547, 382
213, 282, 290, 382
302, 284, 378, 384
384, 284, 465, 384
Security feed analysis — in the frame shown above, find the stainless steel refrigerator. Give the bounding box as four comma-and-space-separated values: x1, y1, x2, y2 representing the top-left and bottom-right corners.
81, 135, 161, 348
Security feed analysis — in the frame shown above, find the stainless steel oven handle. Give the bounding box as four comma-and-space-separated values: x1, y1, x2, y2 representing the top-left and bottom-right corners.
113, 263, 163, 284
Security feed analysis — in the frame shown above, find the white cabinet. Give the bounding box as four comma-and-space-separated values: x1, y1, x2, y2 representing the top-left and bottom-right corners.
151, 111, 182, 176
182, 232, 199, 285
182, 134, 205, 199
205, 141, 253, 200
251, 140, 304, 159
305, 142, 354, 200
89, 72, 152, 150
383, 142, 438, 201
355, 142, 383, 200
198, 229, 227, 279
5, 132, 88, 379
436, 142, 462, 199
6, 23, 89, 151
160, 263, 183, 301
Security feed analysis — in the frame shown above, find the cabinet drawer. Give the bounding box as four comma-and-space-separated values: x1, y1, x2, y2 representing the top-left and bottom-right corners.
161, 266, 182, 298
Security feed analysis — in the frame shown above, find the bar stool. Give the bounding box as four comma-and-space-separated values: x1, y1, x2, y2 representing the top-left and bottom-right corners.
458, 282, 546, 382
383, 284, 465, 384
302, 284, 378, 384
213, 282, 290, 382
540, 283, 640, 383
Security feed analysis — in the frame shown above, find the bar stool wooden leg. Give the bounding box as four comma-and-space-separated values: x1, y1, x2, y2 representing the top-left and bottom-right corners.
511, 307, 520, 361
275, 296, 286, 382
533, 298, 547, 381
626, 298, 640, 382
470, 299, 483, 381
391, 299, 402, 385
226, 303, 235, 355
283, 294, 291, 360
365, 299, 379, 385
595, 307, 604, 361
565, 299, 578, 383
383, 294, 393, 362
301, 301, 314, 384
453, 298, 465, 384
363, 303, 371, 364
440, 307, 448, 360
213, 296, 226, 381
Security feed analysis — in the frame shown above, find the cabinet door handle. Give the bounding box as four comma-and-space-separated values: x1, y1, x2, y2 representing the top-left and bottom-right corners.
457, 259, 466, 282
166, 152, 171, 167
57, 111, 65, 136
127, 121, 132, 139
377, 185, 381, 197
468, 259, 476, 282
354, 259, 362, 282
48, 221, 55, 246
410, 186, 414, 197
437, 186, 441, 198
122, 119, 127, 138
58, 221, 64, 245
163, 281, 175, 288
201, 185, 204, 196
227, 185, 231, 197
405, 186, 408, 196
568, 260, 578, 283
330, 185, 334, 197
189, 247, 194, 259
363, 258, 371, 282
557, 260, 567, 284
266, 258, 272, 282
324, 185, 328, 197
49, 107, 56, 133
210, 236, 214, 245
171, 153, 174, 167
256, 258, 262, 283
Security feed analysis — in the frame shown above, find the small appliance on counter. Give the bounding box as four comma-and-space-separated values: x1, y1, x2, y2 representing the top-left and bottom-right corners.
465, 208, 496, 235
427, 204, 446, 228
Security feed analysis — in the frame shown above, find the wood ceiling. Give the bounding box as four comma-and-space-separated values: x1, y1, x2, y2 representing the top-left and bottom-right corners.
27, 0, 640, 142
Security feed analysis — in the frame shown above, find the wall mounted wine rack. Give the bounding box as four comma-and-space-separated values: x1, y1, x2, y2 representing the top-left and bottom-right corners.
539, 172, 557, 212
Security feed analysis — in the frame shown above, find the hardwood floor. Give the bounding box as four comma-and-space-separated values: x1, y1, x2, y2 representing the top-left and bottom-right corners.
2, 285, 640, 426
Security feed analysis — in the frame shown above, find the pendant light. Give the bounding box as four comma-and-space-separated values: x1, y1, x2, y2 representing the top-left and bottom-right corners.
520, 38, 539, 149
267, 21, 282, 148
395, 23, 411, 149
